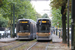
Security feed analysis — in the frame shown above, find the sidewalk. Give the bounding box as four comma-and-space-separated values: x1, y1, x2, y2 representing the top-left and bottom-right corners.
0, 38, 17, 42
52, 34, 62, 43
47, 43, 71, 50
50, 34, 71, 50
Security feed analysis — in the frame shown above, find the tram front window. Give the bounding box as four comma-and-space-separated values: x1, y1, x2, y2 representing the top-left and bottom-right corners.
38, 25, 50, 33
19, 24, 30, 32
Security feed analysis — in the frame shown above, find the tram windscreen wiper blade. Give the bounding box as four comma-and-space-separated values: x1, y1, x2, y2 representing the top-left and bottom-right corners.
40, 19, 42, 25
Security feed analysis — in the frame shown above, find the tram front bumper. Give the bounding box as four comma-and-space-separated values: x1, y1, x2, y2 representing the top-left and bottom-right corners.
17, 35, 31, 39
36, 36, 52, 40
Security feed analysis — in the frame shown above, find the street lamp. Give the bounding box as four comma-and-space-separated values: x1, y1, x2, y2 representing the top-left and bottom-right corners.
67, 0, 69, 47
12, 4, 15, 38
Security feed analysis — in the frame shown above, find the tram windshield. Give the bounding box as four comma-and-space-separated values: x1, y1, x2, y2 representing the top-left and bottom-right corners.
19, 24, 30, 32
38, 25, 50, 33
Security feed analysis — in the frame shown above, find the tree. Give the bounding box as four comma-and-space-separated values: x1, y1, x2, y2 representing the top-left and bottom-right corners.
71, 0, 75, 50
0, 0, 37, 24
35, 12, 42, 19
42, 13, 49, 18
50, 0, 72, 43
0, 0, 37, 37
0, 0, 3, 7
51, 8, 71, 27
0, 15, 8, 27
51, 8, 62, 27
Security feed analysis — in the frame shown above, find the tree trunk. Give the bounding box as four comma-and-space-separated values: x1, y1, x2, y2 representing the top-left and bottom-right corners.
71, 0, 75, 50
62, 14, 67, 43
10, 17, 12, 37
10, 4, 13, 38
61, 4, 67, 43
71, 13, 75, 50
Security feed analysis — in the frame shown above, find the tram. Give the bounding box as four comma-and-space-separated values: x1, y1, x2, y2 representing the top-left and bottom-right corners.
36, 18, 52, 40
16, 19, 36, 39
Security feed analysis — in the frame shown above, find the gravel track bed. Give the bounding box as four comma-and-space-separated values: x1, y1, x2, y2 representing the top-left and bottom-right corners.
13, 41, 36, 50
0, 41, 17, 47
30, 42, 49, 50
0, 40, 71, 50
0, 41, 26, 50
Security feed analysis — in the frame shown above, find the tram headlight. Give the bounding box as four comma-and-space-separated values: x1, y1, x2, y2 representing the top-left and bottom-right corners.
17, 33, 19, 36
49, 33, 51, 34
36, 32, 38, 34
28, 33, 30, 35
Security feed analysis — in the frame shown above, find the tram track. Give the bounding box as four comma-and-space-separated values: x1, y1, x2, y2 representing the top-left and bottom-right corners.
0, 41, 18, 47
0, 40, 51, 50
26, 41, 49, 50
0, 41, 27, 50
9, 42, 28, 50
11, 40, 36, 50
27, 42, 37, 50
45, 42, 49, 50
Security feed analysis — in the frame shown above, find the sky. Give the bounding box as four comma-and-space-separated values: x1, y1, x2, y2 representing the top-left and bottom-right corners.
30, 0, 52, 18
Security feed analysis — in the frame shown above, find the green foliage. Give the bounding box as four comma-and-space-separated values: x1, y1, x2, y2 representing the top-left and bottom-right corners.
42, 13, 49, 18
0, 0, 37, 27
14, 0, 37, 21
50, 0, 72, 43
50, 0, 71, 12
35, 12, 42, 19
50, 0, 65, 8
52, 8, 71, 27
1, 0, 36, 18
51, 8, 62, 27
0, 15, 8, 27
0, 0, 3, 7
50, 0, 72, 27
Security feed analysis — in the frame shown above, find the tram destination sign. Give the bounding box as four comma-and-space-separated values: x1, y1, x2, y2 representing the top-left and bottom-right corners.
39, 21, 49, 23
20, 21, 28, 23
